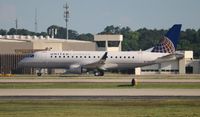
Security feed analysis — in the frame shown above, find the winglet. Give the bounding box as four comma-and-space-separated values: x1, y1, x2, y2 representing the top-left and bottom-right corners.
84, 52, 108, 68
101, 52, 108, 60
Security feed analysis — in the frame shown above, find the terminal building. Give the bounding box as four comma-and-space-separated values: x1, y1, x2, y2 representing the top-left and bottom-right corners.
0, 34, 200, 75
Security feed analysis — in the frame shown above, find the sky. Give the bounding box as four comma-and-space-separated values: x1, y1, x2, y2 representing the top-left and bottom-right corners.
0, 0, 200, 34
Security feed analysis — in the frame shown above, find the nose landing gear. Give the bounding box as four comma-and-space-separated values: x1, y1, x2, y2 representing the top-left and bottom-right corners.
37, 69, 42, 77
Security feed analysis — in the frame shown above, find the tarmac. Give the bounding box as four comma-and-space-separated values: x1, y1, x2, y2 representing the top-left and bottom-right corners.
0, 79, 200, 83
0, 89, 200, 100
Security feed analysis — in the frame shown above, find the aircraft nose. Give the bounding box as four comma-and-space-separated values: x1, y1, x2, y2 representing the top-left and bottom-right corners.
18, 58, 30, 68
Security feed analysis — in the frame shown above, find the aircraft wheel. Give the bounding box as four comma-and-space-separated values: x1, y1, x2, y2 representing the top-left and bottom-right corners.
94, 71, 99, 76
99, 71, 104, 76
94, 71, 104, 76
37, 73, 42, 77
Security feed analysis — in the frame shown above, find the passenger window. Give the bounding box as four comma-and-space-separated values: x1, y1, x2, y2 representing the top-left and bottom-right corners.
115, 56, 118, 59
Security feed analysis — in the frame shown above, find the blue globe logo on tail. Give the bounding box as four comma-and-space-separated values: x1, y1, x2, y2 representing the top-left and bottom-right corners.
152, 24, 182, 53
151, 37, 175, 53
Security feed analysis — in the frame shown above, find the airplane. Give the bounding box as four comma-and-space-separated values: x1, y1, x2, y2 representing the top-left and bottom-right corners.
18, 24, 183, 76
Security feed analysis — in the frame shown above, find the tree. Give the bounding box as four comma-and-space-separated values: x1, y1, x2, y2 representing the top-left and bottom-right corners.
135, 28, 165, 50
7, 28, 16, 35
69, 30, 79, 39
77, 33, 94, 41
122, 31, 140, 51
100, 25, 121, 34
0, 29, 7, 35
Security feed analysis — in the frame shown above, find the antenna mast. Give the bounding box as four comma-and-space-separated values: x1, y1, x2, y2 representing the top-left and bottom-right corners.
15, 19, 18, 35
64, 2, 69, 40
35, 8, 38, 33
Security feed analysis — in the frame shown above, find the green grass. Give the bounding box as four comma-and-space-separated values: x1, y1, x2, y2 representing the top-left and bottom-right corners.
0, 82, 200, 89
0, 100, 200, 117
135, 82, 200, 89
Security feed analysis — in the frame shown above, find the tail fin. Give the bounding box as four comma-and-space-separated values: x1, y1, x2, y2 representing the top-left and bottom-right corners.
151, 24, 182, 53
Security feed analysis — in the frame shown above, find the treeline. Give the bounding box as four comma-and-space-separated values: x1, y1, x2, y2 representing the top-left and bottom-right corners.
0, 28, 47, 37
0, 25, 200, 58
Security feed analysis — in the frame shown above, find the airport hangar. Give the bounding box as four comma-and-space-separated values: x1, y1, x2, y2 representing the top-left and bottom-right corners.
0, 34, 199, 75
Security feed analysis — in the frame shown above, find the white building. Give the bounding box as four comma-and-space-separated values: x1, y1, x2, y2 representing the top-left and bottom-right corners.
135, 51, 200, 75
94, 35, 123, 52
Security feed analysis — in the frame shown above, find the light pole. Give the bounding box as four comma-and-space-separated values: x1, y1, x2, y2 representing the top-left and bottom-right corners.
64, 2, 69, 40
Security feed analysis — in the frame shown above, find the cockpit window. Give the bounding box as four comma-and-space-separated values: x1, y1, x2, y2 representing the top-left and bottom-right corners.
30, 54, 34, 57
26, 54, 34, 58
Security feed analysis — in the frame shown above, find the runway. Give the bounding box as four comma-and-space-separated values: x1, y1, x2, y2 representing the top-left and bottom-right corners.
0, 89, 200, 100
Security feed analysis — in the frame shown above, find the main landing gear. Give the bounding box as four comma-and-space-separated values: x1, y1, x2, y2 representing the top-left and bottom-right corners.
37, 73, 42, 76
37, 69, 42, 77
94, 70, 104, 76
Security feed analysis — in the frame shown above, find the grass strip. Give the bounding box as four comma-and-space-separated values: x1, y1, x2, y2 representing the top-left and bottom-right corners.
0, 100, 199, 117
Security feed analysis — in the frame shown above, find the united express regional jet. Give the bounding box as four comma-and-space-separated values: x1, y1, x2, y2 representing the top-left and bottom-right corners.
18, 24, 183, 76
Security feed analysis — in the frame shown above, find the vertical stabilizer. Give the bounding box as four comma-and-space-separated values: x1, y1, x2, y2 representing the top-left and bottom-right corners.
165, 24, 182, 49
151, 24, 182, 53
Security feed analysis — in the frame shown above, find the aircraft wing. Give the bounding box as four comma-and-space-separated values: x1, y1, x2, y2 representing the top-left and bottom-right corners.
155, 53, 184, 63
83, 52, 108, 70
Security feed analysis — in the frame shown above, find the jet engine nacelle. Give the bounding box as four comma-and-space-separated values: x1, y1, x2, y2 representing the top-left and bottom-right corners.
67, 65, 82, 74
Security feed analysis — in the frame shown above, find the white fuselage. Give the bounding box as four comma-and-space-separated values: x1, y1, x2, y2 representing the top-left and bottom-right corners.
18, 51, 169, 70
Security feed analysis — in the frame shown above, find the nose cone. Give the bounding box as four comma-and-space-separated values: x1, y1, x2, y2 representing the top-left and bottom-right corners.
18, 58, 31, 68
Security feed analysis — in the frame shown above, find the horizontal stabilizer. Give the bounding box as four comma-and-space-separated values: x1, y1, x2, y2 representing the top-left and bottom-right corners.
155, 53, 184, 63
